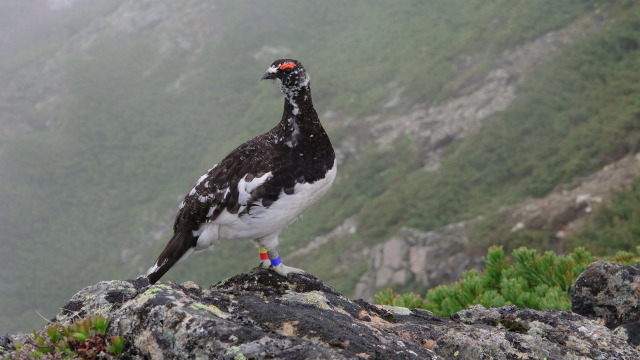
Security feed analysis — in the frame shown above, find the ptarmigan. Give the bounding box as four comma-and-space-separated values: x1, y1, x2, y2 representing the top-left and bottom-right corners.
146, 59, 336, 284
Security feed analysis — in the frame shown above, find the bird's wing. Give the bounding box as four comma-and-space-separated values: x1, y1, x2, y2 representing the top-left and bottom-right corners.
174, 145, 276, 230
147, 142, 275, 284
146, 231, 191, 284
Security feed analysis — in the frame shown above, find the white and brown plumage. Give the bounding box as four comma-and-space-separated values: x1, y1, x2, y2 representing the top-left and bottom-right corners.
146, 59, 336, 284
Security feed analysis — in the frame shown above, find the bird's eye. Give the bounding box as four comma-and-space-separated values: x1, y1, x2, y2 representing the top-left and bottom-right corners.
283, 67, 292, 74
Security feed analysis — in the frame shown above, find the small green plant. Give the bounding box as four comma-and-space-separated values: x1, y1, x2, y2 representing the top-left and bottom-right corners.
7, 314, 124, 359
106, 335, 124, 357
376, 246, 640, 317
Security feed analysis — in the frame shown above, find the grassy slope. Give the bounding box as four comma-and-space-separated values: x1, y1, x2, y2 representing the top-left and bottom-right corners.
0, 0, 626, 333
444, 0, 640, 256
570, 177, 640, 254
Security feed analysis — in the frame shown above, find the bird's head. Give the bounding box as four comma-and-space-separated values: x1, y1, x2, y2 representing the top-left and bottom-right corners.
261, 59, 310, 97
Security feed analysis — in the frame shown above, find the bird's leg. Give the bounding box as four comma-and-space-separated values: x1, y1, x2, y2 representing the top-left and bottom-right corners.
266, 248, 305, 276
258, 247, 271, 269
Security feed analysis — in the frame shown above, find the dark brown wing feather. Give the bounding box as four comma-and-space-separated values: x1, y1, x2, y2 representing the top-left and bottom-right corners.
147, 231, 196, 284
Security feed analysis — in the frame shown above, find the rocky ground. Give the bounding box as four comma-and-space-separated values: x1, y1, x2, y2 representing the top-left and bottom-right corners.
2, 261, 640, 359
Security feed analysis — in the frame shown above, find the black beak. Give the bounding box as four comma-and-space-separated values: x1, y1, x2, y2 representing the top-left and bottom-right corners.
261, 72, 275, 80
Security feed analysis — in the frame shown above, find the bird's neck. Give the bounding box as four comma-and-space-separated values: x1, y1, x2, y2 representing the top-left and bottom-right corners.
277, 86, 328, 148
283, 85, 313, 118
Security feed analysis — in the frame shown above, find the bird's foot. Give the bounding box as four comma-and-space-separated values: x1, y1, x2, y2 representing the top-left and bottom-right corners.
259, 259, 271, 269
270, 263, 306, 276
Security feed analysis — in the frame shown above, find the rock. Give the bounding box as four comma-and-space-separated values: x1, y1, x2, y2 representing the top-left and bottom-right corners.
443, 305, 638, 359
0, 335, 13, 357
353, 223, 484, 301
572, 260, 640, 328
3, 267, 639, 359
615, 321, 640, 347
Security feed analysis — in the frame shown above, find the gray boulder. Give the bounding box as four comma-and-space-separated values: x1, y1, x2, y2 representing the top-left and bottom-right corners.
572, 260, 640, 328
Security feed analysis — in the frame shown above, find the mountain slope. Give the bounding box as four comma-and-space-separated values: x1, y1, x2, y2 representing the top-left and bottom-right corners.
2, 0, 637, 334
283, 0, 640, 297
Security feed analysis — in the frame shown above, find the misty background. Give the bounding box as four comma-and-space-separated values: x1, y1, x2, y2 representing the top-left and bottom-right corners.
2, 0, 640, 334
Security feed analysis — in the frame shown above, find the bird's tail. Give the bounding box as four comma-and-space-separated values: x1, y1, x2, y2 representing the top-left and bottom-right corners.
146, 231, 195, 284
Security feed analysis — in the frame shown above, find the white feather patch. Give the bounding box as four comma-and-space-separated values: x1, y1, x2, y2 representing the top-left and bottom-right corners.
146, 258, 168, 276
237, 172, 273, 205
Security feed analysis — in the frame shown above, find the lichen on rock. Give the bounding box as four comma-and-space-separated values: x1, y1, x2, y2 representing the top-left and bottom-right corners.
2, 267, 639, 359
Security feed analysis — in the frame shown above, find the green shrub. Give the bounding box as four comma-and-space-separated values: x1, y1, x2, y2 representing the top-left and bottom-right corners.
376, 246, 640, 316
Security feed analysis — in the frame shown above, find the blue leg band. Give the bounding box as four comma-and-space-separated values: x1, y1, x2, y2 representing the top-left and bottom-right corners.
270, 257, 282, 266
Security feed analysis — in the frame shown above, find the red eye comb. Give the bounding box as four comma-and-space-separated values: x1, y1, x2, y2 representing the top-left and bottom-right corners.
279, 62, 296, 70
